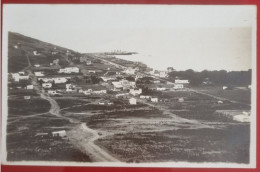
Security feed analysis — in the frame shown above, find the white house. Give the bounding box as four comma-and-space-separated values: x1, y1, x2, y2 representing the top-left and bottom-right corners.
167, 81, 174, 85
93, 90, 107, 94
178, 97, 184, 102
24, 96, 31, 100
88, 70, 96, 74
129, 88, 142, 96
42, 83, 52, 88
123, 68, 136, 75
157, 87, 166, 91
66, 84, 75, 92
83, 90, 91, 95
223, 86, 228, 90
233, 114, 250, 122
34, 71, 44, 77
53, 59, 59, 65
34, 64, 40, 67
140, 95, 151, 99
52, 130, 66, 137
86, 60, 92, 65
112, 82, 123, 91
151, 97, 158, 102
116, 93, 129, 99
54, 78, 68, 84
19, 75, 29, 80
18, 71, 25, 75
11, 73, 29, 82
129, 98, 137, 105
175, 79, 189, 84
174, 84, 184, 90
48, 90, 57, 95
58, 67, 79, 74
11, 73, 20, 82
33, 51, 40, 56
217, 100, 224, 104
26, 85, 34, 89
153, 80, 160, 84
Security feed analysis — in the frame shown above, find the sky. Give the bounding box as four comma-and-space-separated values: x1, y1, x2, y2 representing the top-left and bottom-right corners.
3, 5, 256, 71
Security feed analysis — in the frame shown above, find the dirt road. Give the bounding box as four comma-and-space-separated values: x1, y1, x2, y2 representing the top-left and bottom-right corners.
67, 123, 119, 162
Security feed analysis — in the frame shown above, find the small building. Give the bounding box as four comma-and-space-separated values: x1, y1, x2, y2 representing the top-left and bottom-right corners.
223, 86, 228, 90
53, 59, 59, 65
217, 100, 224, 104
116, 93, 129, 99
26, 85, 34, 89
19, 75, 30, 80
166, 81, 174, 85
66, 84, 74, 92
123, 68, 136, 75
173, 84, 184, 90
93, 90, 107, 94
153, 80, 160, 84
13, 45, 18, 49
35, 133, 49, 137
12, 73, 29, 82
42, 83, 52, 88
86, 60, 92, 65
33, 51, 40, 56
175, 79, 189, 84
88, 70, 96, 74
129, 88, 142, 96
151, 97, 158, 102
34, 71, 44, 77
18, 71, 25, 75
24, 96, 31, 100
48, 90, 57, 95
157, 87, 166, 91
178, 97, 184, 102
233, 114, 250, 122
129, 98, 137, 105
52, 130, 66, 137
140, 95, 151, 99
34, 64, 40, 67
112, 81, 123, 91
58, 67, 79, 74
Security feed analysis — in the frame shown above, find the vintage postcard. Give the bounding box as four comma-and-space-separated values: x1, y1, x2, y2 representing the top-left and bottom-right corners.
1, 4, 257, 168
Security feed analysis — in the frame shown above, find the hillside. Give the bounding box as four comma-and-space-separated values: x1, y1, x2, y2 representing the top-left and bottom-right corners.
8, 32, 81, 73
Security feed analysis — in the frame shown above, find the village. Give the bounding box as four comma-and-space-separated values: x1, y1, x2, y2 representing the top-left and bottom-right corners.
6, 32, 251, 163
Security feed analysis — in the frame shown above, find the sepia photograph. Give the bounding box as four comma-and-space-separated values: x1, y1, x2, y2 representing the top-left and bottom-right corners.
1, 4, 257, 168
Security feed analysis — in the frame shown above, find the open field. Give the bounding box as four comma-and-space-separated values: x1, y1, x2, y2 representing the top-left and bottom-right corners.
8, 98, 51, 117
7, 113, 91, 161
96, 125, 249, 163
192, 86, 251, 105
61, 89, 250, 163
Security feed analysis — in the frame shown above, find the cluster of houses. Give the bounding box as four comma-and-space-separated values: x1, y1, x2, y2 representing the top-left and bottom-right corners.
10, 60, 191, 106
58, 67, 79, 74
10, 72, 29, 82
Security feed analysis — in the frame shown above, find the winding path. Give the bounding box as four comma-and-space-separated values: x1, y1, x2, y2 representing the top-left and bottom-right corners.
22, 50, 119, 162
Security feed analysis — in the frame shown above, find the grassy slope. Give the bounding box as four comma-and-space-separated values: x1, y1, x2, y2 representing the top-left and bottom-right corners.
8, 32, 81, 73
